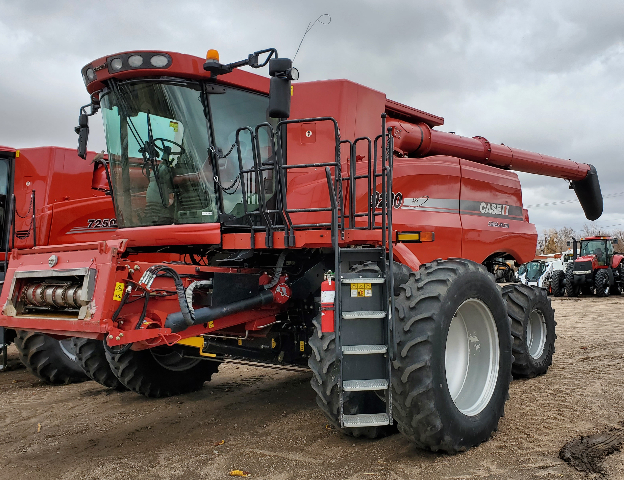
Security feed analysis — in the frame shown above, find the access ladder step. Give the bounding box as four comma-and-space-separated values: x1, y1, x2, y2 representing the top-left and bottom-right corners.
343, 379, 388, 391
342, 345, 387, 355
342, 311, 386, 320
342, 413, 390, 427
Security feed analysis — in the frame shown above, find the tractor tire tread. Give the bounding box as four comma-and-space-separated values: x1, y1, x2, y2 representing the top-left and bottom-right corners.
73, 338, 127, 391
14, 330, 88, 385
501, 284, 556, 378
392, 258, 512, 453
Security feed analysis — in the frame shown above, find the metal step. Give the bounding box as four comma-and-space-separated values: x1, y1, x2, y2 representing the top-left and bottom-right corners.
342, 310, 386, 320
343, 379, 388, 391
342, 413, 390, 427
342, 345, 387, 355
341, 277, 385, 284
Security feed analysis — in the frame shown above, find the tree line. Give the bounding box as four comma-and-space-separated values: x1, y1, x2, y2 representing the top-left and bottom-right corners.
537, 225, 624, 255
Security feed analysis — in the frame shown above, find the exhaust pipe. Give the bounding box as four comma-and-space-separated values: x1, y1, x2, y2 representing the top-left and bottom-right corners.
165, 289, 275, 333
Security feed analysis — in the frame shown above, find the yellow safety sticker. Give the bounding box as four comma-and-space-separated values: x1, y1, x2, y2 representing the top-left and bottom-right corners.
299, 340, 305, 352
169, 121, 179, 132
291, 85, 293, 96
208, 321, 214, 329
271, 338, 277, 349
112, 282, 124, 301
238, 338, 242, 346
350, 283, 372, 297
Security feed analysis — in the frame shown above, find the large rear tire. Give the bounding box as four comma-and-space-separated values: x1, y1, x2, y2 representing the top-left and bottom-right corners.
595, 269, 610, 297
551, 270, 565, 297
308, 315, 395, 439
14, 331, 88, 384
502, 284, 556, 378
105, 345, 219, 397
392, 259, 512, 453
73, 338, 127, 391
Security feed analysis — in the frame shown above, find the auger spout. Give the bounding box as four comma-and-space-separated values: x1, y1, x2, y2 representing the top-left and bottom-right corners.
387, 120, 603, 220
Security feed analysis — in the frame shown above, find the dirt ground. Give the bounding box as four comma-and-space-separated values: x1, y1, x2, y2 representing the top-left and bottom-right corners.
1, 296, 624, 480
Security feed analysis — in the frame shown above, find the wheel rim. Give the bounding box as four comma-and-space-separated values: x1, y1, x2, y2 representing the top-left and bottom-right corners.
526, 309, 547, 359
445, 299, 500, 417
150, 348, 201, 371
59, 338, 78, 362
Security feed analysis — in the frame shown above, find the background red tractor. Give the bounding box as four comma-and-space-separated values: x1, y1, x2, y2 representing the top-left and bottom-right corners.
0, 146, 116, 382
565, 236, 624, 297
0, 48, 603, 452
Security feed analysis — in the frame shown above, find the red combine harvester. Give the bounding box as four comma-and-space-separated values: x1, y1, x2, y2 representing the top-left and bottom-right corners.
0, 48, 602, 452
566, 236, 623, 296
0, 146, 115, 382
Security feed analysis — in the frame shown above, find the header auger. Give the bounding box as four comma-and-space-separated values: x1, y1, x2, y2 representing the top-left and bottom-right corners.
0, 47, 602, 453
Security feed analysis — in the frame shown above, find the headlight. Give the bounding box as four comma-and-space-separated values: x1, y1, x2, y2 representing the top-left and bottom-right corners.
128, 55, 144, 67
85, 68, 96, 81
110, 58, 123, 71
106, 52, 172, 74
150, 54, 169, 67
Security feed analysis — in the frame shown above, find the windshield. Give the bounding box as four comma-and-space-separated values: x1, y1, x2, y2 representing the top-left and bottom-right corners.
581, 240, 608, 265
100, 80, 273, 228
525, 261, 545, 281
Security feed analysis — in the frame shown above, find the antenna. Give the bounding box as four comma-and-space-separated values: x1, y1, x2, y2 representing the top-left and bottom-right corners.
293, 14, 331, 62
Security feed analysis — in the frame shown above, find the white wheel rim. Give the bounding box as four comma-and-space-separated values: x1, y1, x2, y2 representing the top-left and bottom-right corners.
445, 299, 500, 416
59, 339, 77, 362
526, 309, 546, 359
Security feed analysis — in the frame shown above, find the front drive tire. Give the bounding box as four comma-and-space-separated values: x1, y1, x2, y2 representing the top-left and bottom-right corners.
502, 284, 556, 378
14, 331, 88, 385
551, 270, 565, 297
392, 259, 512, 453
595, 269, 610, 297
565, 267, 580, 297
73, 338, 127, 391
105, 345, 220, 398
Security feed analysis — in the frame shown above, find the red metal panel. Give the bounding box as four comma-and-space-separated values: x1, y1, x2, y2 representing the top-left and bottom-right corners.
385, 99, 444, 127
109, 223, 221, 247
459, 159, 536, 264
85, 51, 270, 96
389, 156, 463, 263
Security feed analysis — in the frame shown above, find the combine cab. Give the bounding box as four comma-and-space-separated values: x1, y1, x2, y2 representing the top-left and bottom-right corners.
0, 48, 603, 452
566, 236, 624, 296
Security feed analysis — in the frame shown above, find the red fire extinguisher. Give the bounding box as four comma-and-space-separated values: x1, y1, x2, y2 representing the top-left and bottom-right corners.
320, 274, 335, 333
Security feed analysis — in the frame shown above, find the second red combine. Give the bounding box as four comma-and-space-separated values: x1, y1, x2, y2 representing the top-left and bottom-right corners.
0, 48, 602, 452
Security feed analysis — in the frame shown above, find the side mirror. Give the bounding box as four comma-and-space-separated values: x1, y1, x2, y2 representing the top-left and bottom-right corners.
613, 238, 619, 245
269, 77, 291, 118
268, 58, 298, 119
566, 241, 571, 247
75, 112, 89, 159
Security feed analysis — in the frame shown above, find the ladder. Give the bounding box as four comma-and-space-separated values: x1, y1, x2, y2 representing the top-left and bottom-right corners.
336, 247, 392, 428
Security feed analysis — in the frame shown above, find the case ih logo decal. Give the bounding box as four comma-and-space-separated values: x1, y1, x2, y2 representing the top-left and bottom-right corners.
480, 203, 509, 216
390, 196, 523, 221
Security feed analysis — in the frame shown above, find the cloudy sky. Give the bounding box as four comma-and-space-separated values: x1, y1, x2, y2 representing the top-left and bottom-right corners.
0, 0, 622, 235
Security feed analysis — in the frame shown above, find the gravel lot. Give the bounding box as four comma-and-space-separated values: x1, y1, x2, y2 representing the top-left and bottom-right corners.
1, 295, 624, 479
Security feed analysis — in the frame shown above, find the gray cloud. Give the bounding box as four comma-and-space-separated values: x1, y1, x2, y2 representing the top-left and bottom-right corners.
0, 0, 622, 235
